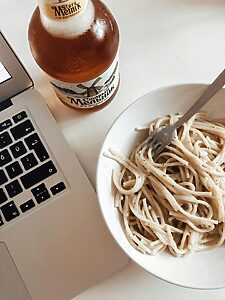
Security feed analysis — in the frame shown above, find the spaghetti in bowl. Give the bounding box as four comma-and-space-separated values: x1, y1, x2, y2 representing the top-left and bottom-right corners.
96, 84, 225, 289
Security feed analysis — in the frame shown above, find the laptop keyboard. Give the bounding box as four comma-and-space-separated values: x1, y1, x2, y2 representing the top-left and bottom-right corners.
0, 110, 67, 226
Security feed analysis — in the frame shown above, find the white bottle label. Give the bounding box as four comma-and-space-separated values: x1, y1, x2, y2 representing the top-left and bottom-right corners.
50, 57, 119, 109
40, 0, 88, 21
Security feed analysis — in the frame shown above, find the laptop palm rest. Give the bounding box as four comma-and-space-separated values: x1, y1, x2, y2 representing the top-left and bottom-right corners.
0, 242, 31, 300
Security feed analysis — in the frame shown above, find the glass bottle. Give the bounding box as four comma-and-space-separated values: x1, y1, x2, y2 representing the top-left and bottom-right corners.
28, 0, 120, 110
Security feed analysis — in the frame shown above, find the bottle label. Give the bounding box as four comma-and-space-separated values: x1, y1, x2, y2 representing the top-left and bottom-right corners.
50, 57, 120, 109
42, 0, 88, 21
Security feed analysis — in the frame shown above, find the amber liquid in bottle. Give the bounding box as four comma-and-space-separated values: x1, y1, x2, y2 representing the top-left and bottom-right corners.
28, 0, 120, 111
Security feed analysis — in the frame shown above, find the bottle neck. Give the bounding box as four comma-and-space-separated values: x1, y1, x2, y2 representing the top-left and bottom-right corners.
38, 0, 89, 22
37, 0, 95, 38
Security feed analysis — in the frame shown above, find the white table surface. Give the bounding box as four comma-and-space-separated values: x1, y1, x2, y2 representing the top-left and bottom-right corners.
1, 0, 225, 299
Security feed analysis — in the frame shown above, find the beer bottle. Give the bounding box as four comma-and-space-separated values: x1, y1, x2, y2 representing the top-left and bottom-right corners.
28, 0, 120, 110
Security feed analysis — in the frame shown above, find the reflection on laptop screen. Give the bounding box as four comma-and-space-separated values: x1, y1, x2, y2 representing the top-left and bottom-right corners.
0, 61, 11, 84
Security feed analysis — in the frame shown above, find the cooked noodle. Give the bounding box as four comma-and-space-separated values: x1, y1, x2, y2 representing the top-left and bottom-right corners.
105, 113, 225, 256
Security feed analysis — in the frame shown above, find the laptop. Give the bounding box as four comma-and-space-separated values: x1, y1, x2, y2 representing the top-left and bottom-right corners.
0, 31, 128, 300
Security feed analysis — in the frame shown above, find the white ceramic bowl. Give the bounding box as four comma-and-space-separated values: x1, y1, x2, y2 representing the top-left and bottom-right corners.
96, 84, 225, 289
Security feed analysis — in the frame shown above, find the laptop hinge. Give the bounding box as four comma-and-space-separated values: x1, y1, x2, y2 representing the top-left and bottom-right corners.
0, 98, 13, 112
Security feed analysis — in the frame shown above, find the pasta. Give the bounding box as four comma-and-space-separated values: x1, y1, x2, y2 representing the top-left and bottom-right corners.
105, 113, 225, 256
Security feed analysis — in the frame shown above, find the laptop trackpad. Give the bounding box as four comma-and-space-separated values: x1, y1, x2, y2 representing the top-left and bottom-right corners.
0, 242, 31, 300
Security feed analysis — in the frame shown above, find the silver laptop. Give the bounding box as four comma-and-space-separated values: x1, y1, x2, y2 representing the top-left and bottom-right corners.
0, 31, 128, 300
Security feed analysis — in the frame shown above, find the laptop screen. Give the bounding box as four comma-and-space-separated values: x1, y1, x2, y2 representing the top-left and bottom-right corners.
0, 32, 33, 102
0, 62, 11, 84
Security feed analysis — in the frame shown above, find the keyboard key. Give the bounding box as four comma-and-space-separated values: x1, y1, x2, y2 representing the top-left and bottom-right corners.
6, 161, 23, 179
51, 182, 66, 195
12, 111, 27, 124
0, 169, 8, 185
10, 120, 34, 140
0, 149, 12, 167
0, 119, 12, 132
0, 132, 13, 149
1, 201, 20, 222
0, 215, 4, 226
0, 99, 12, 112
21, 153, 38, 170
31, 183, 50, 204
25, 133, 49, 162
10, 141, 27, 158
20, 199, 35, 213
21, 161, 57, 189
0, 188, 8, 204
5, 180, 23, 198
